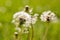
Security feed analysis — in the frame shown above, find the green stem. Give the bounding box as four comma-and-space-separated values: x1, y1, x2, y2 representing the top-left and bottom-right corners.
31, 24, 34, 40
14, 34, 18, 40
42, 23, 49, 40
19, 29, 22, 40
28, 27, 30, 40
15, 34, 18, 40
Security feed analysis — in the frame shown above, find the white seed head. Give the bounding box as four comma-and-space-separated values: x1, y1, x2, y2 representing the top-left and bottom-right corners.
12, 11, 31, 27
40, 10, 58, 22
31, 14, 39, 24
24, 5, 33, 14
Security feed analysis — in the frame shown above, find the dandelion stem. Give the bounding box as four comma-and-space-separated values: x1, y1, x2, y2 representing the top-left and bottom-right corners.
31, 24, 34, 40
14, 34, 18, 40
42, 23, 49, 40
19, 28, 22, 40
15, 34, 18, 40
28, 27, 30, 40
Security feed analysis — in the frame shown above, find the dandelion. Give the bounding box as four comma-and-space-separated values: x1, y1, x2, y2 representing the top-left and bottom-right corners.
12, 11, 31, 40
12, 11, 31, 27
13, 27, 21, 40
14, 32, 18, 39
12, 8, 31, 40
12, 5, 32, 27
12, 5, 34, 40
24, 5, 33, 14
40, 10, 57, 22
40, 10, 58, 40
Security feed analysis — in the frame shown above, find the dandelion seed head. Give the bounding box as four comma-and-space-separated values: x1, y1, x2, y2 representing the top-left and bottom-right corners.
40, 10, 58, 22
12, 11, 31, 27
24, 5, 30, 12
31, 14, 39, 24
14, 31, 18, 39
24, 5, 33, 14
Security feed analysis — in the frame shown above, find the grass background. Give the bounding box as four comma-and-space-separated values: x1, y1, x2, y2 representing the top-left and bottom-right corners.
0, 0, 60, 40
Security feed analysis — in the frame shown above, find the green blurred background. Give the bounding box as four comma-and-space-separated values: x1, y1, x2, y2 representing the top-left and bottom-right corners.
0, 0, 60, 40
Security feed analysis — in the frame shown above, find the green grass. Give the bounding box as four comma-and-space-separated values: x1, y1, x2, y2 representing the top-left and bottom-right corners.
0, 0, 60, 40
